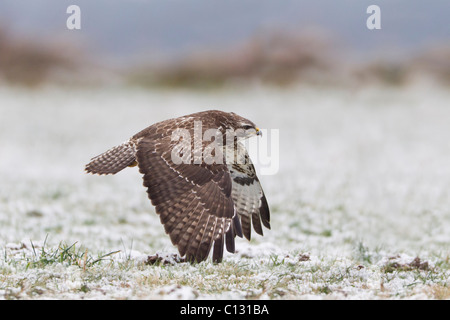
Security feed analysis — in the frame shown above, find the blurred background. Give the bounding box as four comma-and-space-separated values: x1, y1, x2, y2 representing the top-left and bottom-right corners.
0, 0, 449, 88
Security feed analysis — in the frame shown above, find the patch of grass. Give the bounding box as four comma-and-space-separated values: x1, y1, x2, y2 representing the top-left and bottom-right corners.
429, 285, 450, 300
434, 254, 450, 270
381, 257, 429, 274
353, 242, 383, 265
320, 230, 332, 237
25, 236, 120, 270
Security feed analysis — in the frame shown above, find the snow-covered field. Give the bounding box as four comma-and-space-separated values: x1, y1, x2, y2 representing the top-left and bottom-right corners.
0, 84, 449, 299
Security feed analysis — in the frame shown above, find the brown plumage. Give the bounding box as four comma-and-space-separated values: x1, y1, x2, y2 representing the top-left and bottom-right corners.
85, 110, 270, 263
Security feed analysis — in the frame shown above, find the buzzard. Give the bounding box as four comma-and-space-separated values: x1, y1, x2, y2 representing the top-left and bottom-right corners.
85, 110, 270, 263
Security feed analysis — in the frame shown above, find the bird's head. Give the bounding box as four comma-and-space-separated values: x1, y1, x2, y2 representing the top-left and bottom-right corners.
194, 110, 262, 140
227, 112, 262, 138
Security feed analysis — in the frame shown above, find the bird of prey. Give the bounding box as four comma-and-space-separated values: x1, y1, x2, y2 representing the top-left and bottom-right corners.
85, 110, 270, 263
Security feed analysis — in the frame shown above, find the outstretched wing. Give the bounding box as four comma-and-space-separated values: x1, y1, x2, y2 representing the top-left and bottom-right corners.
229, 143, 270, 241
136, 134, 241, 263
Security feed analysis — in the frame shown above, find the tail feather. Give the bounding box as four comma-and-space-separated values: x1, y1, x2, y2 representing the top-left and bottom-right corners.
85, 139, 138, 175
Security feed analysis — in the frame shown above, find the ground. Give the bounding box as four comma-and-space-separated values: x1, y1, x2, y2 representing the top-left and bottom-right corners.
0, 84, 449, 299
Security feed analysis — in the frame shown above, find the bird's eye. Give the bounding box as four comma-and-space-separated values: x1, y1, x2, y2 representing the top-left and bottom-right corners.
242, 124, 253, 130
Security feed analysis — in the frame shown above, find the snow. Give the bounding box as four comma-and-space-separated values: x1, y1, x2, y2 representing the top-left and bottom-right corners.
0, 84, 449, 299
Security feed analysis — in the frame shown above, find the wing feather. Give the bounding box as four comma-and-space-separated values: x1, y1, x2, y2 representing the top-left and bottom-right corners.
229, 143, 271, 241
136, 135, 237, 263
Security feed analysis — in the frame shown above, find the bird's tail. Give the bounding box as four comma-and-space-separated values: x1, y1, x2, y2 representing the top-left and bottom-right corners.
85, 139, 138, 175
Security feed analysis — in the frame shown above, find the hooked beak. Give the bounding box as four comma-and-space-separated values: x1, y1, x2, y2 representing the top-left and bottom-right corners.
256, 127, 262, 137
